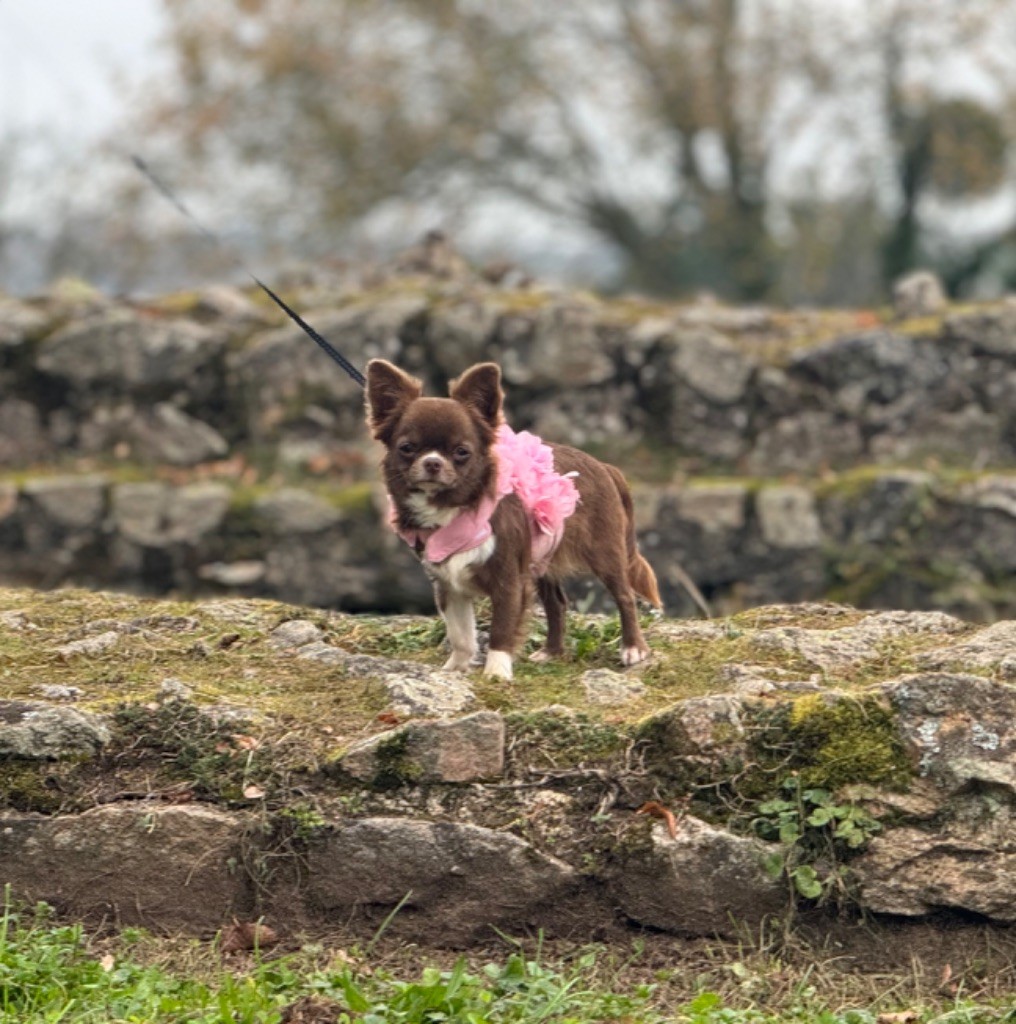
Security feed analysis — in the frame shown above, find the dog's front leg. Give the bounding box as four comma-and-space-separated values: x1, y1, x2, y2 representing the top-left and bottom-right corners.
484, 577, 528, 680
435, 582, 476, 671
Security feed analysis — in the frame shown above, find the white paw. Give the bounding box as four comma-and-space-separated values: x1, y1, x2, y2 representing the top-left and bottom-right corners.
483, 650, 514, 680
621, 645, 650, 667
443, 651, 474, 671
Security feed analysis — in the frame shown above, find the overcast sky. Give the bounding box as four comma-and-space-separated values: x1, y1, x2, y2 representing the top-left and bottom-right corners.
0, 0, 164, 141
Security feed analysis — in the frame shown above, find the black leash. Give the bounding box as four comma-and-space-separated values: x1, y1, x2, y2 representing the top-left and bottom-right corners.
131, 155, 366, 389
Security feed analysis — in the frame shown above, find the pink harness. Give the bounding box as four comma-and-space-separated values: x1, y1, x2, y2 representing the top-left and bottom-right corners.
391, 424, 579, 575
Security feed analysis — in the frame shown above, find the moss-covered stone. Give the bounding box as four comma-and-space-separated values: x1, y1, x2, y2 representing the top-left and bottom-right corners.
0, 760, 65, 813
782, 693, 911, 790
365, 730, 424, 790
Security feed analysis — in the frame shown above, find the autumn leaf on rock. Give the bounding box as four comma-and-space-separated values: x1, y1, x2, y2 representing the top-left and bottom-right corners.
636, 801, 679, 839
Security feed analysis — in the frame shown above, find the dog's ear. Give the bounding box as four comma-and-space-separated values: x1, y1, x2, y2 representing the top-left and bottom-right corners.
365, 359, 423, 441
449, 362, 503, 427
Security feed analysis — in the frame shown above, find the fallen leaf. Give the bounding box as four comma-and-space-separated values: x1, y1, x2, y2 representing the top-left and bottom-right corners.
220, 919, 279, 953
877, 1012, 919, 1024
375, 711, 402, 728
99, 953, 115, 972
243, 784, 266, 800
232, 734, 260, 751
636, 801, 679, 839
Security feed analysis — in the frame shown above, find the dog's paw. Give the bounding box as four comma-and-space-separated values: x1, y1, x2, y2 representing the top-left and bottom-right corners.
528, 648, 560, 664
483, 650, 514, 680
621, 645, 651, 667
443, 652, 474, 672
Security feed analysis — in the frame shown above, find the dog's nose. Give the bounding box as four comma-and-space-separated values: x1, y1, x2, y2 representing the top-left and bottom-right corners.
422, 455, 443, 475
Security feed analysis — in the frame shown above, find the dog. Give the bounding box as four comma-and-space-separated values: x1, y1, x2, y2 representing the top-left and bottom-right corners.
365, 359, 661, 680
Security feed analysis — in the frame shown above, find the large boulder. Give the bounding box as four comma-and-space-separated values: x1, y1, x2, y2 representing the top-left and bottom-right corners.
228, 298, 422, 440
21, 476, 108, 539
0, 399, 50, 466
881, 673, 1016, 794
854, 826, 1016, 921
300, 817, 577, 943
110, 482, 230, 550
790, 331, 948, 415
0, 805, 251, 931
639, 328, 753, 460
612, 817, 786, 937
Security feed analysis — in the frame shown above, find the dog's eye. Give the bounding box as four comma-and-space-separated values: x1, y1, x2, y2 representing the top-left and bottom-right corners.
453, 446, 471, 462
398, 441, 416, 456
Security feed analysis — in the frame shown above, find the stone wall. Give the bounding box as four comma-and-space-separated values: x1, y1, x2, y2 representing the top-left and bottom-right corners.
2, 251, 1016, 617
0, 467, 1013, 619
3, 277, 1016, 475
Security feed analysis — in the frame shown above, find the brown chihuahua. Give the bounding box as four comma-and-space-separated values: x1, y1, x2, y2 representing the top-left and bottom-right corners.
365, 359, 660, 679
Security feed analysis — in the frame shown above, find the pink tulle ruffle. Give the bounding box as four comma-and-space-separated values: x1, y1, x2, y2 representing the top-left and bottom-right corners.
494, 424, 579, 570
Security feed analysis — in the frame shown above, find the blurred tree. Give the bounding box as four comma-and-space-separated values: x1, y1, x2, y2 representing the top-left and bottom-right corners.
139, 0, 823, 298
0, 131, 22, 275
137, 0, 1016, 302
872, 0, 1016, 292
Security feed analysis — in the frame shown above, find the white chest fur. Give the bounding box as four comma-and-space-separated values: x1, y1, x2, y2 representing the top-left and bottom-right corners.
426, 535, 497, 595
405, 492, 458, 529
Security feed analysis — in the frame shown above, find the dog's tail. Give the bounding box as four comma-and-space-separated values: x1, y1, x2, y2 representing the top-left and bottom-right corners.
606, 464, 713, 617
606, 465, 663, 609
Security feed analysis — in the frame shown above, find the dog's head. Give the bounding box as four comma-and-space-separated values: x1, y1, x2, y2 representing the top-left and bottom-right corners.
365, 359, 503, 510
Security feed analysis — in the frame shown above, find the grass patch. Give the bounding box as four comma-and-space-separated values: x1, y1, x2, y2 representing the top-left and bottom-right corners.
505, 709, 629, 775
0, 897, 658, 1024
329, 613, 448, 661
3, 896, 1016, 1023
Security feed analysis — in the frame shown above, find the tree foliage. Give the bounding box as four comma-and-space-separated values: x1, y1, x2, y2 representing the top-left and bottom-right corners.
138, 0, 1016, 302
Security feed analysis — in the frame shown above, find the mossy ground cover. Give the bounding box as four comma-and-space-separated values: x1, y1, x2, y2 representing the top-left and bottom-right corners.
0, 585, 979, 755
0, 582, 988, 824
